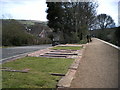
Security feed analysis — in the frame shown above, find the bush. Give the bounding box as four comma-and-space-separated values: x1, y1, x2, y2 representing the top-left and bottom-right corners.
78, 39, 87, 44
2, 19, 38, 46
90, 27, 120, 46
114, 27, 120, 46
38, 37, 52, 44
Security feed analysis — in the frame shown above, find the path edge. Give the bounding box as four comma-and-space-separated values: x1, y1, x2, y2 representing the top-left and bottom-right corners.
56, 44, 87, 89
96, 38, 120, 50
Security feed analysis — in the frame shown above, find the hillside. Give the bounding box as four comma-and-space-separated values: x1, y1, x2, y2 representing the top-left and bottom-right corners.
2, 19, 52, 46
17, 20, 48, 26
17, 20, 52, 37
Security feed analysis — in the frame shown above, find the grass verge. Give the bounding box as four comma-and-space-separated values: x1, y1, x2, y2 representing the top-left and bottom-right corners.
51, 46, 82, 50
2, 57, 74, 88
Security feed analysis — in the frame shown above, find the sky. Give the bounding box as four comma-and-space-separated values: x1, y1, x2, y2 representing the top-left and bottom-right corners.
1, 0, 48, 21
0, 0, 119, 26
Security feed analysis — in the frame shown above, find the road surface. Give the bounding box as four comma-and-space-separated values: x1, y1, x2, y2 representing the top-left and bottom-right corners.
1, 44, 51, 59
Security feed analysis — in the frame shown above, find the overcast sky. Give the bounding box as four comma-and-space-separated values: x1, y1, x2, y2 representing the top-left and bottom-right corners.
0, 0, 119, 26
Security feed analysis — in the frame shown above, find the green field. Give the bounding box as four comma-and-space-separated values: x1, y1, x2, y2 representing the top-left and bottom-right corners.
51, 46, 82, 50
2, 57, 74, 88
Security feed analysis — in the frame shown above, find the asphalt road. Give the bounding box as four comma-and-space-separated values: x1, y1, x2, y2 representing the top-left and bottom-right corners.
1, 44, 51, 59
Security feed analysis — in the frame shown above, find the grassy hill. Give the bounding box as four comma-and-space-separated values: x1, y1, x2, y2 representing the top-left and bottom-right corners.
17, 20, 48, 26
16, 20, 51, 37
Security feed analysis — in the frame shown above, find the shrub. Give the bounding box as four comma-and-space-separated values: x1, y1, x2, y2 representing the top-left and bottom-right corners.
2, 19, 38, 46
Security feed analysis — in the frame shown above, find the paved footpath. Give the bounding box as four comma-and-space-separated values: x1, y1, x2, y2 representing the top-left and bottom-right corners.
70, 38, 119, 88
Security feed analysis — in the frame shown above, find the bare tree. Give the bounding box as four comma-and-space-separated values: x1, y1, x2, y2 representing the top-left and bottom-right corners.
96, 14, 115, 29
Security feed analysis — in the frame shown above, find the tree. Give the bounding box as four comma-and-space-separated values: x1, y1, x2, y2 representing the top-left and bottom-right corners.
96, 14, 115, 29
46, 1, 98, 43
46, 2, 64, 32
72, 2, 97, 39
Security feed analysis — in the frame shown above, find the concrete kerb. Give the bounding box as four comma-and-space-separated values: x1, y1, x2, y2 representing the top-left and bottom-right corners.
96, 38, 120, 50
57, 44, 86, 88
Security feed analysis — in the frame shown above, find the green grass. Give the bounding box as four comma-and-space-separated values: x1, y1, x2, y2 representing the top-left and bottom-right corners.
51, 46, 82, 50
2, 57, 74, 88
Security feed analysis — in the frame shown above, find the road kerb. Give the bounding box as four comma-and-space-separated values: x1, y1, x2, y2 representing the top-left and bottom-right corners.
1, 48, 51, 64
1, 46, 54, 64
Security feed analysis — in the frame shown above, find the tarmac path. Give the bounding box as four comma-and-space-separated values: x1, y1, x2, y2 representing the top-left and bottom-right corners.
70, 38, 119, 88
